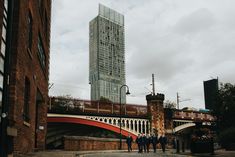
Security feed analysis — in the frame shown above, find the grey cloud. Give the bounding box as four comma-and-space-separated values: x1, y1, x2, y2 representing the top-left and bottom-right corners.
50, 0, 235, 108
174, 8, 215, 35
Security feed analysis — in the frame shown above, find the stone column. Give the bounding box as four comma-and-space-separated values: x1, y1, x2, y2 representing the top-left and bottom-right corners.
140, 121, 143, 133
124, 120, 127, 130
146, 94, 165, 135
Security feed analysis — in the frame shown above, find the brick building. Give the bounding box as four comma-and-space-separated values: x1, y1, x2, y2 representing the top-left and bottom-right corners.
0, 0, 51, 156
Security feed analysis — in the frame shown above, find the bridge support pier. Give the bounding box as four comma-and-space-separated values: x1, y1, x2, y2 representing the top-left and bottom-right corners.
146, 93, 165, 135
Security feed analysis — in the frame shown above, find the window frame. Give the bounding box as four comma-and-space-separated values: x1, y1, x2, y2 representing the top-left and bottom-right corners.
27, 10, 33, 51
37, 34, 46, 70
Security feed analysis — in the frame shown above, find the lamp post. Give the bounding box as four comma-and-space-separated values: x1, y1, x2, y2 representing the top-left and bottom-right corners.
119, 84, 130, 150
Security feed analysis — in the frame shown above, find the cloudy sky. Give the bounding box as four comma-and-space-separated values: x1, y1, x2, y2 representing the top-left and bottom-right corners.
49, 0, 235, 109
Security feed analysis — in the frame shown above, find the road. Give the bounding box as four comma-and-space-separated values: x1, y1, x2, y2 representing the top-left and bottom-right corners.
81, 151, 189, 157
18, 149, 235, 157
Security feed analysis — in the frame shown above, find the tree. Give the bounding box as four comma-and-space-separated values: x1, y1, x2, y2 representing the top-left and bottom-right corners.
51, 95, 75, 112
164, 100, 176, 109
213, 83, 235, 149
164, 100, 176, 120
213, 83, 235, 130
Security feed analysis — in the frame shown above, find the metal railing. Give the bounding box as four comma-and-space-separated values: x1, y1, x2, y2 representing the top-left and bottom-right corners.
48, 97, 148, 118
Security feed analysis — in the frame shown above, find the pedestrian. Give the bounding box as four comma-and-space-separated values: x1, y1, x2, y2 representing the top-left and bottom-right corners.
142, 133, 147, 153
146, 134, 151, 153
126, 133, 133, 152
159, 134, 167, 152
172, 137, 176, 149
151, 133, 158, 153
136, 134, 142, 153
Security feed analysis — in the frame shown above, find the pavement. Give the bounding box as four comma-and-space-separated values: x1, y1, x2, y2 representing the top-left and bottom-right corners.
19, 149, 235, 157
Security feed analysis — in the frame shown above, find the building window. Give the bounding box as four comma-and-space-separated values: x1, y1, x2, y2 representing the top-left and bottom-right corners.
1, 41, 6, 56
1, 24, 7, 41
0, 74, 3, 89
37, 35, 46, 69
23, 77, 30, 122
0, 90, 2, 108
0, 57, 4, 77
27, 11, 33, 50
4, 0, 8, 10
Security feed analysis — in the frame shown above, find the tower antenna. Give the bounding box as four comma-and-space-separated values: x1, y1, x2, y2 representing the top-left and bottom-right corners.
152, 74, 155, 95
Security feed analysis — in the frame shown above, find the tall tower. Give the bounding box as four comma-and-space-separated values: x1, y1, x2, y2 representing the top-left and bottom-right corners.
89, 4, 126, 103
204, 78, 219, 110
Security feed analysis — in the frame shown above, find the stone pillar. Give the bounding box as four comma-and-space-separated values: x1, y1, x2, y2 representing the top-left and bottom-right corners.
146, 94, 165, 135
140, 121, 143, 133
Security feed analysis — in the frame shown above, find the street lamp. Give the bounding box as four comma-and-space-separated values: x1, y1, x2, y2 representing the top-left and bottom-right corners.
119, 84, 130, 150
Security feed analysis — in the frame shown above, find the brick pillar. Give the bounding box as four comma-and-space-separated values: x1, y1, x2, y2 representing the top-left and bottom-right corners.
146, 94, 165, 135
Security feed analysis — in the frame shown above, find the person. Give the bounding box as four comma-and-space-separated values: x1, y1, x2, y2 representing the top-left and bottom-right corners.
172, 137, 176, 149
142, 133, 147, 153
146, 134, 151, 153
151, 133, 158, 153
126, 133, 133, 152
136, 134, 142, 153
159, 134, 167, 152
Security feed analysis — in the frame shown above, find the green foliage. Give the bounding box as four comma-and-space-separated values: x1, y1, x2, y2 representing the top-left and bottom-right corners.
164, 100, 176, 109
213, 83, 235, 130
213, 83, 235, 149
219, 127, 235, 148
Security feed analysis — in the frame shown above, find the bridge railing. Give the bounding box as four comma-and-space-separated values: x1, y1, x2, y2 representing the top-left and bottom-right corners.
48, 97, 148, 118
173, 110, 216, 122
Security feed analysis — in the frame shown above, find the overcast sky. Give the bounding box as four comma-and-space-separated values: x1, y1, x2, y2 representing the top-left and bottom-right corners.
49, 0, 235, 109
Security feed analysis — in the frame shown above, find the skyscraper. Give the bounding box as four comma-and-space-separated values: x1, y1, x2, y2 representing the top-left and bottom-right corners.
89, 4, 126, 103
204, 78, 219, 110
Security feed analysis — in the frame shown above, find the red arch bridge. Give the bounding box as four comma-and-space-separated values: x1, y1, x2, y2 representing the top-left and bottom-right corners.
47, 97, 215, 148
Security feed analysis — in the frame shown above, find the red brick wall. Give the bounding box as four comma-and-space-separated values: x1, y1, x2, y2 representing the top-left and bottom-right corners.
146, 94, 165, 135
64, 136, 172, 151
64, 136, 138, 151
5, 0, 51, 155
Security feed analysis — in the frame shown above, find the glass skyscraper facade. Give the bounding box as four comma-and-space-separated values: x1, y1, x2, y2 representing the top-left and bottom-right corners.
89, 4, 126, 103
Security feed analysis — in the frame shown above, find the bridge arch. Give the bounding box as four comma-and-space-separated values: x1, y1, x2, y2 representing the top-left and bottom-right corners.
48, 115, 138, 139
173, 122, 196, 133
